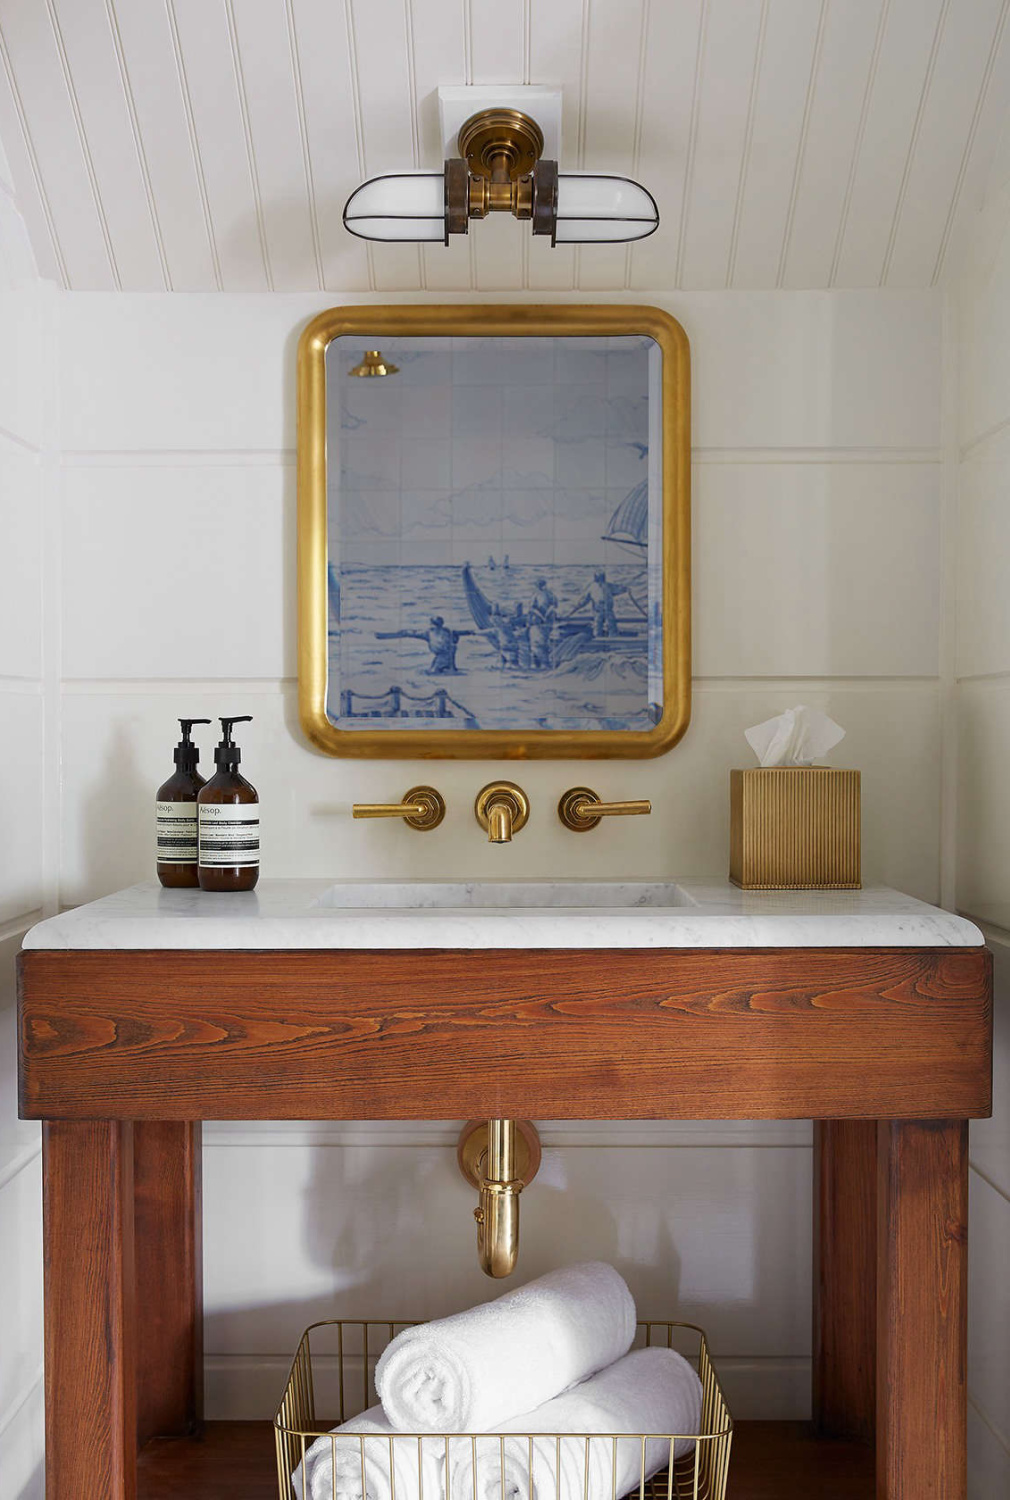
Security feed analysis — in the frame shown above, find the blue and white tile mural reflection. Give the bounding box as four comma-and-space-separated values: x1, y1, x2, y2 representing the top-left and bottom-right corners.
325, 335, 664, 733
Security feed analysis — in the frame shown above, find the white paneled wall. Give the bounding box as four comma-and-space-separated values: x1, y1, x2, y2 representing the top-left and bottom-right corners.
955, 112, 1010, 1494
50, 286, 945, 1419
0, 140, 47, 1500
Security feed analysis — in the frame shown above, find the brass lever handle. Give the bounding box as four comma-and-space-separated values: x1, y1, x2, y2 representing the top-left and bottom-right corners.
352, 785, 446, 831
558, 786, 651, 832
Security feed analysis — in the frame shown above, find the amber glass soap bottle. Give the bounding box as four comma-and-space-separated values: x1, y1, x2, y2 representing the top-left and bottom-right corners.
156, 718, 211, 888
197, 716, 260, 892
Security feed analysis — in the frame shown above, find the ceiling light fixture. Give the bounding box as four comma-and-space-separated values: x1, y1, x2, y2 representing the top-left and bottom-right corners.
342, 107, 658, 248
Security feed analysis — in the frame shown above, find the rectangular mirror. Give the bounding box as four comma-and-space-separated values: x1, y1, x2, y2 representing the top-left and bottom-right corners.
298, 306, 690, 758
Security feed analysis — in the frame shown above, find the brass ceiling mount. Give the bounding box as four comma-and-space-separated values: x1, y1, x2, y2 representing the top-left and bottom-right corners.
457, 108, 545, 181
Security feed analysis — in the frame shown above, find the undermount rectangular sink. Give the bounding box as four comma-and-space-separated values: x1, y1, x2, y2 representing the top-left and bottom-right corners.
310, 880, 694, 910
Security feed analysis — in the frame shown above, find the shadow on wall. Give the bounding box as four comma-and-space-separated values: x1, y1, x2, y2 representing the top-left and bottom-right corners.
79, 719, 149, 897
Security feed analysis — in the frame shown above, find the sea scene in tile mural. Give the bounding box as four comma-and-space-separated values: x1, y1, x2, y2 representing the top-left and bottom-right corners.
324, 335, 663, 733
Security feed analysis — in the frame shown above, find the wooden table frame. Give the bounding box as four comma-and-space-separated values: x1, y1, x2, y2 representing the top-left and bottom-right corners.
19, 945, 993, 1500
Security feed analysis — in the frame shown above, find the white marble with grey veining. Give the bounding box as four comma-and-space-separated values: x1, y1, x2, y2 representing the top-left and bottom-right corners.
22, 879, 984, 950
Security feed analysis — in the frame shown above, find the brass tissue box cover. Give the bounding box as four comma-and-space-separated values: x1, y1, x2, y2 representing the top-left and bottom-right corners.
729, 767, 861, 890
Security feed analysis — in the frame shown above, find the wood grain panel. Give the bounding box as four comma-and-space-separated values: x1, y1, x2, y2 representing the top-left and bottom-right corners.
812, 1119, 876, 1442
876, 1119, 968, 1500
19, 946, 991, 1121
44, 1120, 137, 1500
134, 1122, 203, 1447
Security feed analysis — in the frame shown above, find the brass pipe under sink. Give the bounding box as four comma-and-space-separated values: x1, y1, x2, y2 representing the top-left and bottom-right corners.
457, 1119, 541, 1277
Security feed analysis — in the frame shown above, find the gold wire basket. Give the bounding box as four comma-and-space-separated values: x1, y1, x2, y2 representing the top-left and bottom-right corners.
274, 1320, 733, 1500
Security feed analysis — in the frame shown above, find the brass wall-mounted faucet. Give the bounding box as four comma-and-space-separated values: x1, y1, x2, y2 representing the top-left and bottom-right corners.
352, 786, 446, 830
558, 786, 651, 831
474, 781, 530, 843
458, 1119, 541, 1277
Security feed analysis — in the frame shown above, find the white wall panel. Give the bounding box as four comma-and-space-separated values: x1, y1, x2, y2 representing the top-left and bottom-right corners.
971, 933, 1010, 1201
969, 1400, 1010, 1500
957, 682, 1010, 929
0, 1377, 43, 1500
58, 677, 941, 908
969, 1173, 1010, 1451
695, 460, 940, 678
53, 289, 943, 454
524, 0, 586, 293
958, 427, 1010, 678
0, 444, 41, 679
0, 1152, 42, 1425
0, 695, 43, 927
202, 1139, 811, 1356
61, 461, 293, 683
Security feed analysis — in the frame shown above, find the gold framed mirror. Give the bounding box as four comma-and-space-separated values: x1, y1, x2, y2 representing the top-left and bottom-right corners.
297, 304, 690, 759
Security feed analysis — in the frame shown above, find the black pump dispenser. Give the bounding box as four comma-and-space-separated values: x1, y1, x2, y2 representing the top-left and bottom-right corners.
214, 715, 252, 771
174, 718, 211, 773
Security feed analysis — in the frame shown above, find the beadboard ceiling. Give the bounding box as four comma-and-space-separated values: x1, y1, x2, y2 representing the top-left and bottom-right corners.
0, 0, 1008, 293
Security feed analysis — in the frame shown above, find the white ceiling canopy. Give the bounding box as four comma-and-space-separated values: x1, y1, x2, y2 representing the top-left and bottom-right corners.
0, 0, 1007, 293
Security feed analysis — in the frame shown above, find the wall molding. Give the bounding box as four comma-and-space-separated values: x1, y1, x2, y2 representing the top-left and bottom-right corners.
55, 444, 944, 469
204, 1120, 812, 1150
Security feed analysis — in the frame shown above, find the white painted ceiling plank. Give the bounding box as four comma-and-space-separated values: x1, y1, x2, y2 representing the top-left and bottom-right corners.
105, 0, 220, 290
779, 0, 886, 290
349, 0, 422, 291
628, 0, 706, 293
0, 0, 115, 287
832, 0, 946, 287
287, 0, 370, 294
525, 0, 586, 291
680, 0, 765, 290
470, 0, 525, 88
935, 4, 1010, 285
0, 46, 63, 283
885, 0, 1006, 286
170, 0, 269, 291
575, 0, 648, 292
410, 0, 470, 290
728, 0, 824, 290
226, 0, 320, 293
469, 0, 525, 290
49, 0, 165, 290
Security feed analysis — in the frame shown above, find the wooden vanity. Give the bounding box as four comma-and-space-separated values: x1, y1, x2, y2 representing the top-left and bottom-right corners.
17, 882, 993, 1499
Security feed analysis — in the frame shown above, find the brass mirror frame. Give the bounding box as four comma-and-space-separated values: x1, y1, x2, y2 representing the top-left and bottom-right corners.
297, 304, 690, 759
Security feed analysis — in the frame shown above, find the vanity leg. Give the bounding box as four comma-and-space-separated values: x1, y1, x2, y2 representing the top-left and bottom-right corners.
134, 1121, 204, 1445
876, 1120, 968, 1500
813, 1119, 877, 1442
43, 1120, 137, 1500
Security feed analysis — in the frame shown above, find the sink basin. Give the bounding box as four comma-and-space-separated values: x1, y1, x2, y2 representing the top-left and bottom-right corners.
311, 880, 695, 910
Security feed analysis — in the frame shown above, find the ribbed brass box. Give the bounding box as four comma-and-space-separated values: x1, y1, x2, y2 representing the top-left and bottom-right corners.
729, 767, 861, 890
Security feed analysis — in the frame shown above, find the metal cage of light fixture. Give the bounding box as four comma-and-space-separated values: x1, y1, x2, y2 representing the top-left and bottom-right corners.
342, 107, 659, 247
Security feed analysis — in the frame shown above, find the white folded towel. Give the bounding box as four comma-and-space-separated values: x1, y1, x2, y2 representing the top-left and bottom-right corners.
444, 1348, 703, 1500
376, 1263, 636, 1434
292, 1405, 444, 1500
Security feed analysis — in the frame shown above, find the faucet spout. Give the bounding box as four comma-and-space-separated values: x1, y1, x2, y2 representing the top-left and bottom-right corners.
458, 1118, 541, 1277
474, 782, 530, 844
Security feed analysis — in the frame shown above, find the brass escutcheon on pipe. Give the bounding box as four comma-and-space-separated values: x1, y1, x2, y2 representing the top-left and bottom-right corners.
474, 781, 530, 844
457, 1119, 541, 1278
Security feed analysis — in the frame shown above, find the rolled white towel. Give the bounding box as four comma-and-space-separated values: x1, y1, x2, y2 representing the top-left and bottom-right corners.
445, 1348, 703, 1500
376, 1263, 636, 1433
292, 1405, 444, 1500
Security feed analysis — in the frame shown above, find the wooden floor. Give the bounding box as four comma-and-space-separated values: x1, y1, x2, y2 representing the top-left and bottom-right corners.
137, 1420, 875, 1499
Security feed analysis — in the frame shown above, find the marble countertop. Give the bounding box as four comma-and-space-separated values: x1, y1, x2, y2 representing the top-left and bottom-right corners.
22, 879, 984, 950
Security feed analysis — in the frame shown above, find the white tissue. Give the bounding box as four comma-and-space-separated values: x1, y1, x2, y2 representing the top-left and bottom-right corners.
744, 705, 845, 767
